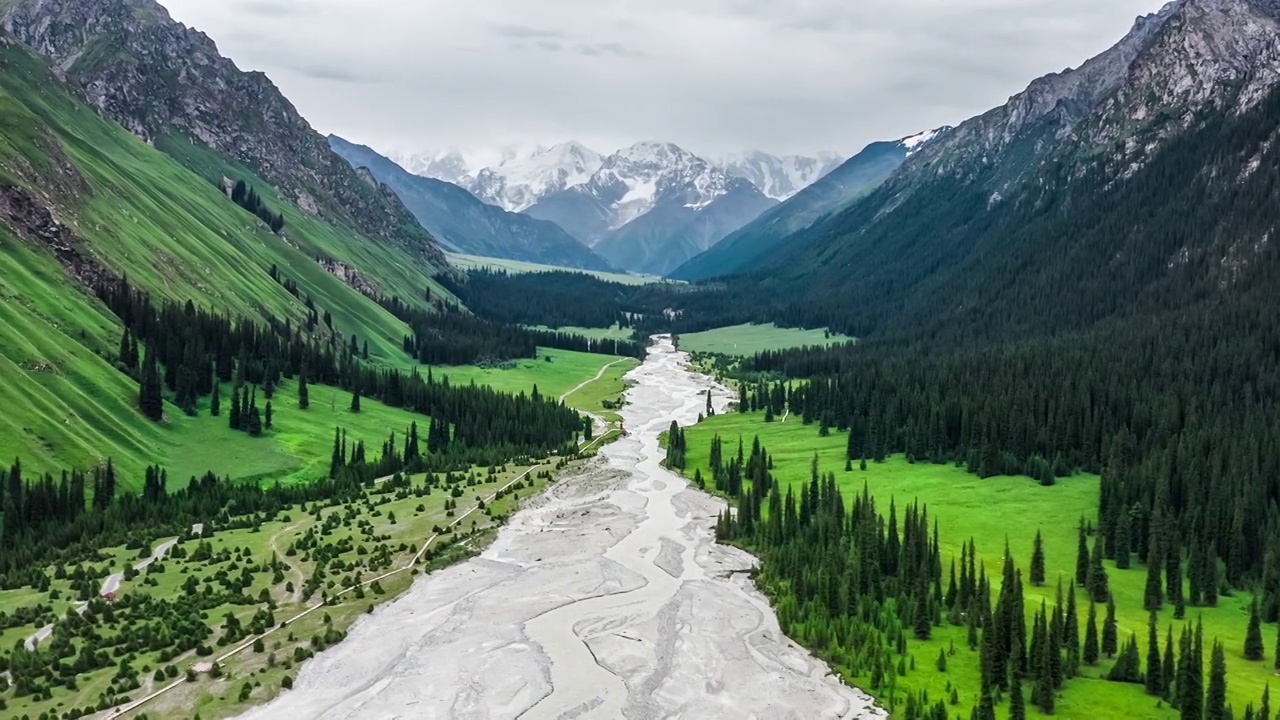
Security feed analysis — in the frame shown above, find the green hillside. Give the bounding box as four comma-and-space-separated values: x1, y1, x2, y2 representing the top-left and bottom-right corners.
0, 38, 524, 488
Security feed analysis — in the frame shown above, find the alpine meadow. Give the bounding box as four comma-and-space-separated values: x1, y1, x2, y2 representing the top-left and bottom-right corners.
2, 0, 1280, 719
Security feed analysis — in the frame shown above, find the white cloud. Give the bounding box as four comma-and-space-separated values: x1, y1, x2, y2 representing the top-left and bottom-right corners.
159, 0, 1165, 157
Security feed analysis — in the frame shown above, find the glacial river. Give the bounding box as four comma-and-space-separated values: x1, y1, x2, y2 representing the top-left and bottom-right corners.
238, 337, 883, 719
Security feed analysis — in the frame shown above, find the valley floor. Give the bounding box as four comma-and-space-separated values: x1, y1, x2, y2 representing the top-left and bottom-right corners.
232, 339, 880, 720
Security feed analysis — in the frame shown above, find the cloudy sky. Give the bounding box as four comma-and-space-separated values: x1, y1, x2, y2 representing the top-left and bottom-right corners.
160, 0, 1165, 158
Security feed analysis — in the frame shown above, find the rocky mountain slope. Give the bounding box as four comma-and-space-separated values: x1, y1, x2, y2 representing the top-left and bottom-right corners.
671, 131, 944, 281
592, 177, 778, 276
329, 136, 614, 271
0, 0, 445, 268
734, 0, 1280, 341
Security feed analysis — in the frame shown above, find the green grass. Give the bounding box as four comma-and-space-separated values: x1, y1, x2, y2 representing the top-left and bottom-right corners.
429, 348, 632, 403
562, 357, 639, 422
676, 323, 854, 356
448, 252, 670, 286
683, 411, 1274, 719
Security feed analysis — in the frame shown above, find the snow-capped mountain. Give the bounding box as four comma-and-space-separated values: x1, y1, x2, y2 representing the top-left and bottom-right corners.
714, 151, 844, 201
469, 142, 602, 212
395, 139, 838, 274
385, 146, 535, 189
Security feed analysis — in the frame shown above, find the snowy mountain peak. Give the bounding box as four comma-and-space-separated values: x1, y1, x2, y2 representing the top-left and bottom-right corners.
898, 127, 951, 155
715, 150, 845, 200
465, 142, 603, 212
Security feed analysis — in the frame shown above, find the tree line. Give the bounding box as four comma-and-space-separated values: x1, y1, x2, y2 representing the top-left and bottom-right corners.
702, 434, 1267, 719
98, 274, 584, 453
229, 179, 285, 234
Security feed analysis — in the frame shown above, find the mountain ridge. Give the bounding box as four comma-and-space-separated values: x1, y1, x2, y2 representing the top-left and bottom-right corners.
723, 0, 1280, 342
0, 0, 446, 270
328, 135, 615, 271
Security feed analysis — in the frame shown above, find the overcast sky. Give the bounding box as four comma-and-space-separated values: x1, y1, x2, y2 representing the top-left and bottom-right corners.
160, 0, 1165, 158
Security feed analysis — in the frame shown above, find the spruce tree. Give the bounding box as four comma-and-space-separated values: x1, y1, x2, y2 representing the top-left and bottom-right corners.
1163, 625, 1177, 703
1064, 581, 1080, 677
139, 345, 164, 421
230, 385, 242, 430
1146, 611, 1163, 696
1145, 539, 1164, 611
1261, 685, 1271, 720
264, 401, 273, 430
1076, 523, 1090, 587
1009, 673, 1026, 720
1102, 596, 1119, 658
350, 382, 361, 413
298, 371, 310, 410
1083, 601, 1100, 665
1179, 622, 1204, 720
1030, 530, 1046, 586
211, 381, 221, 417
1247, 598, 1266, 661
1087, 535, 1110, 602
1274, 620, 1280, 673
1206, 640, 1227, 720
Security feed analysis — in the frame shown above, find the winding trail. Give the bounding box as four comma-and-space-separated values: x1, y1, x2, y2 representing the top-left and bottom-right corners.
559, 358, 625, 403
236, 337, 883, 720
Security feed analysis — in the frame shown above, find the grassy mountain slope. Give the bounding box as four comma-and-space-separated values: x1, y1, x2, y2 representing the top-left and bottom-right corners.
0, 37, 454, 484
0, 0, 445, 266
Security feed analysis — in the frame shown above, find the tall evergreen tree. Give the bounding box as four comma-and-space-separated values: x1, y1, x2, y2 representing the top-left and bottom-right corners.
1206, 640, 1228, 720
1087, 535, 1110, 602
1031, 530, 1046, 586
139, 344, 164, 421
1247, 598, 1266, 661
1146, 611, 1163, 696
350, 381, 362, 413
298, 370, 310, 410
1084, 601, 1100, 665
1102, 596, 1119, 658
210, 381, 221, 417
1076, 523, 1090, 587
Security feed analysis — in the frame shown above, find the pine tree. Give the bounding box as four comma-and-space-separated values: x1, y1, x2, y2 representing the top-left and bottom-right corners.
1087, 534, 1110, 602
1084, 602, 1100, 665
1102, 596, 1118, 658
298, 371, 310, 410
1179, 622, 1204, 720
139, 344, 164, 421
210, 381, 221, 417
1261, 685, 1272, 720
1009, 674, 1026, 720
350, 381, 361, 413
1062, 582, 1080, 677
230, 385, 242, 430
1146, 611, 1163, 696
1163, 625, 1177, 703
1206, 640, 1227, 720
264, 401, 273, 430
1145, 539, 1164, 611
1247, 598, 1266, 661
1076, 523, 1090, 587
1031, 530, 1046, 586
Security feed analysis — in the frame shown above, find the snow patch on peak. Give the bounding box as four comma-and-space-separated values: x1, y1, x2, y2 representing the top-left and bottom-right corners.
898, 127, 951, 156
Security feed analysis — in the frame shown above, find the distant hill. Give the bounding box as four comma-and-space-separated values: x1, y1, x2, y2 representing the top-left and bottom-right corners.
669, 132, 942, 281
329, 136, 614, 271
